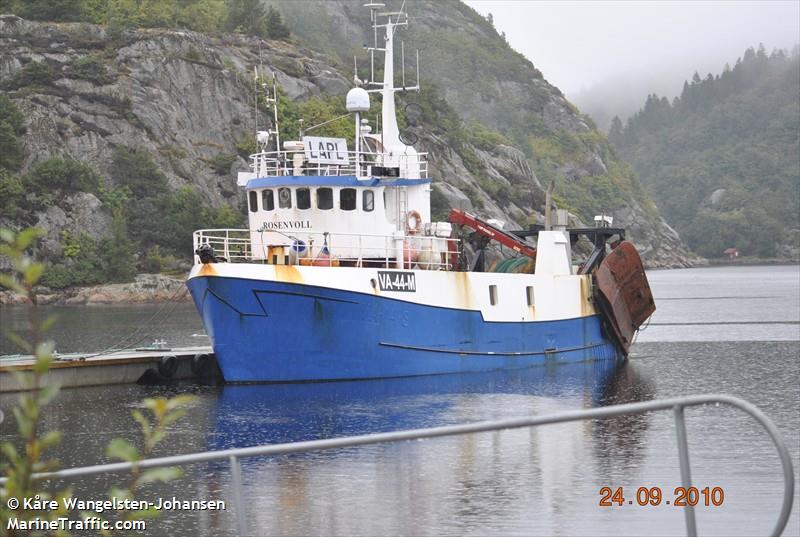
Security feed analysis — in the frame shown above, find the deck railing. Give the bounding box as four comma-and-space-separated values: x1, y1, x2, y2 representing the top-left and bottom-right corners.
3, 394, 793, 537
193, 228, 459, 270
249, 149, 428, 178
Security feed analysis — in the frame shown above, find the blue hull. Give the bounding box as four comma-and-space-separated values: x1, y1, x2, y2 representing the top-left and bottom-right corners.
187, 275, 623, 382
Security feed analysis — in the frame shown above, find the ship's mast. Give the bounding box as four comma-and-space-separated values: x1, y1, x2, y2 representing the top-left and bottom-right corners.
361, 2, 419, 149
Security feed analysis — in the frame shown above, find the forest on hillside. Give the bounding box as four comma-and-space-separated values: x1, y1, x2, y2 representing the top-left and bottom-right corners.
0, 0, 291, 38
1, 0, 694, 292
609, 45, 800, 258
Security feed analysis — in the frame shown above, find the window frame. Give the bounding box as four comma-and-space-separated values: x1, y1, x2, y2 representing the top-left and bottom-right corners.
296, 187, 311, 210
317, 187, 334, 210
278, 187, 292, 209
363, 189, 375, 212
340, 188, 357, 211
262, 189, 275, 211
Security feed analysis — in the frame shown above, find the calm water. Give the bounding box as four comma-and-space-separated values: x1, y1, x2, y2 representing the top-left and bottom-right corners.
1, 265, 798, 536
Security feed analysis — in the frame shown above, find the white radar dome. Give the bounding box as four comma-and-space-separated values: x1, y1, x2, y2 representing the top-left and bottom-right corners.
256, 131, 270, 145
346, 87, 370, 112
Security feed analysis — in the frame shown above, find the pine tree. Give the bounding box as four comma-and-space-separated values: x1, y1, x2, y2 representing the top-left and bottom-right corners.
265, 6, 290, 40
608, 116, 624, 148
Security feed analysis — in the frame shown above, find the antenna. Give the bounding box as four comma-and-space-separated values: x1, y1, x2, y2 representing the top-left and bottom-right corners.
401, 41, 405, 88
253, 65, 259, 136
272, 72, 280, 151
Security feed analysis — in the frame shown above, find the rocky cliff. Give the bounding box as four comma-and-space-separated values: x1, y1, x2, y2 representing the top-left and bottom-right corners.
0, 5, 699, 281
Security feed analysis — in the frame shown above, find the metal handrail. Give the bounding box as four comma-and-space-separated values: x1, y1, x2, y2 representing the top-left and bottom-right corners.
3, 394, 794, 536
192, 229, 459, 270
249, 149, 429, 178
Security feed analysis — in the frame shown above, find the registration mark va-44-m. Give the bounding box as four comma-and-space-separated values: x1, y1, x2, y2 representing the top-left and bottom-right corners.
377, 271, 416, 292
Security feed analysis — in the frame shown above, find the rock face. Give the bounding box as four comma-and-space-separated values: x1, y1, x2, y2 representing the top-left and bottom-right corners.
0, 10, 698, 274
0, 273, 189, 306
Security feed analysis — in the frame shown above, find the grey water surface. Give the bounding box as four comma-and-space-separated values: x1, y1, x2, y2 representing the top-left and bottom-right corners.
1, 264, 798, 536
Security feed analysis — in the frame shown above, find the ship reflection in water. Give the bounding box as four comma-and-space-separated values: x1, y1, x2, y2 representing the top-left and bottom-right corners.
199, 359, 654, 536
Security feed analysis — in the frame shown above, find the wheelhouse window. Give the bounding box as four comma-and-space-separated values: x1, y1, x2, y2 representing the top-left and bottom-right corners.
278, 187, 292, 209
296, 187, 311, 210
317, 187, 333, 210
248, 191, 258, 212
340, 188, 357, 211
262, 189, 274, 211
363, 190, 375, 212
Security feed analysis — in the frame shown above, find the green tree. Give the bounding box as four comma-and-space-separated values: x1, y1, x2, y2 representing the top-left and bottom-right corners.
607, 116, 623, 147
265, 6, 290, 39
15, 0, 83, 21
103, 209, 136, 282
0, 94, 25, 134
224, 0, 266, 37
24, 157, 101, 196
111, 145, 169, 198
0, 122, 24, 171
0, 168, 25, 220
611, 46, 800, 258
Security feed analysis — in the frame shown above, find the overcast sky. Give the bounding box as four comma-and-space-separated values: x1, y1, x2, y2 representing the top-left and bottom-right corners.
465, 0, 800, 99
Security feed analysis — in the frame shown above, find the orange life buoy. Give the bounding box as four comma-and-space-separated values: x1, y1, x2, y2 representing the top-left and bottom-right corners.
406, 210, 423, 235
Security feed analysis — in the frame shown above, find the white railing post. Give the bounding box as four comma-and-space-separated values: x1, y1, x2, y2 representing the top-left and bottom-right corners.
674, 405, 697, 537
229, 455, 247, 536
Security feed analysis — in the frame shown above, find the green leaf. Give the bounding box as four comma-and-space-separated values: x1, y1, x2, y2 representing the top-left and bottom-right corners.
106, 438, 140, 462
108, 487, 132, 501
131, 409, 151, 438
166, 394, 196, 411
39, 430, 62, 450
149, 429, 166, 447
12, 406, 32, 438
16, 227, 43, 250
24, 262, 44, 286
138, 466, 182, 485
160, 408, 187, 428
33, 351, 54, 375
40, 314, 59, 334
0, 228, 14, 243
0, 274, 25, 294
1, 441, 19, 462
4, 330, 32, 353
38, 383, 61, 406
35, 340, 55, 359
144, 397, 168, 418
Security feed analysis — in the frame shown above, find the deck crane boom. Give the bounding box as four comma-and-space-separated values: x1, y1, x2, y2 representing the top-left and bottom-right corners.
448, 209, 537, 259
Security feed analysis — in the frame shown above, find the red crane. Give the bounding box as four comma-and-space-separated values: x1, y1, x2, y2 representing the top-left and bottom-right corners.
448, 209, 537, 258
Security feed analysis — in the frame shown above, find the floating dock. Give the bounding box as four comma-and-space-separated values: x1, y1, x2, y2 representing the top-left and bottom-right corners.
0, 346, 218, 393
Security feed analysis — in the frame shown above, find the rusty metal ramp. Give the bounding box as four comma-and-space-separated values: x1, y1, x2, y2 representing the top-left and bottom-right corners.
594, 241, 656, 354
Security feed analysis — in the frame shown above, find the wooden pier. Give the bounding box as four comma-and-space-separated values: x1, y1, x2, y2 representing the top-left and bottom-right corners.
0, 346, 217, 393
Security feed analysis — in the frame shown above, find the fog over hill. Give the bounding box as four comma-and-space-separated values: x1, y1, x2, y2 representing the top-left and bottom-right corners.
466, 1, 800, 130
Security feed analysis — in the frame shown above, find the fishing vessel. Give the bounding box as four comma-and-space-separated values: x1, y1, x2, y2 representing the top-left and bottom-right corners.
186, 4, 655, 383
